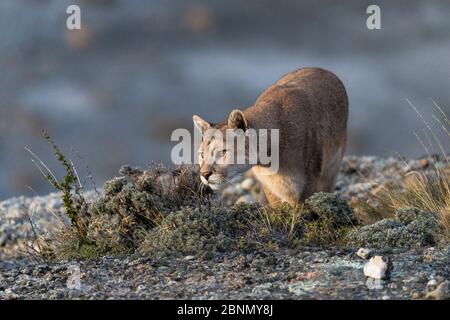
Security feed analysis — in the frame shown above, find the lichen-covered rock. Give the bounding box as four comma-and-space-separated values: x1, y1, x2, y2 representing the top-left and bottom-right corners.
304, 192, 355, 227
424, 280, 449, 300
356, 248, 372, 259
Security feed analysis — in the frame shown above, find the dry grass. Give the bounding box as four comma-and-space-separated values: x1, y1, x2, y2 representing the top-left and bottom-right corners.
245, 203, 304, 248
355, 100, 450, 243
364, 170, 450, 242
244, 193, 356, 248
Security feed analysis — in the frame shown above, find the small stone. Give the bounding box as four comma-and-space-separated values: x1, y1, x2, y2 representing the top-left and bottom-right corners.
427, 279, 438, 289
356, 248, 372, 260
411, 291, 421, 299
382, 294, 390, 300
425, 280, 449, 300
388, 283, 398, 289
43, 273, 53, 282
183, 255, 195, 261
136, 285, 146, 293
366, 278, 386, 290
363, 256, 392, 280
21, 267, 31, 275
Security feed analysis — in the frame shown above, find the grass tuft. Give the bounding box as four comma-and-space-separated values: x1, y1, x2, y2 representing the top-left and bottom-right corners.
352, 100, 450, 245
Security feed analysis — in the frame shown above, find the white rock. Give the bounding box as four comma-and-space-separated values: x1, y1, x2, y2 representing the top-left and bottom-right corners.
427, 279, 438, 288
356, 248, 372, 259
425, 280, 449, 300
363, 255, 391, 280
366, 278, 386, 290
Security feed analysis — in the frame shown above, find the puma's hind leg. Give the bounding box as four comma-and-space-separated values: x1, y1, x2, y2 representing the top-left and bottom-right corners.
316, 149, 344, 193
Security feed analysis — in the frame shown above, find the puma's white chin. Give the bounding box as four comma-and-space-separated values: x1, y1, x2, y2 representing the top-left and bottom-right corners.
208, 183, 221, 190
200, 176, 221, 190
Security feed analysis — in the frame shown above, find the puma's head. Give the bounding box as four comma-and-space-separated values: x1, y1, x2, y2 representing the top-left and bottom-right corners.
193, 109, 252, 190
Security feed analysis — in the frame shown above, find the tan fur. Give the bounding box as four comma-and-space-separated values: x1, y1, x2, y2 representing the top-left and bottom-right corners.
193, 67, 348, 205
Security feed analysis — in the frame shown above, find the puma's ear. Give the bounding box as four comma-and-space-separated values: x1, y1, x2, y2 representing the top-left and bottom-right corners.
193, 115, 211, 133
228, 109, 248, 131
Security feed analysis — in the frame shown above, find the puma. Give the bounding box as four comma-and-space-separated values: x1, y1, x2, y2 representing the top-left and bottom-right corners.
193, 67, 348, 206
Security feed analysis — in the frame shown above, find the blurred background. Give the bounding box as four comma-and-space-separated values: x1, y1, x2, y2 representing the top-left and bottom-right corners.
1, 0, 450, 199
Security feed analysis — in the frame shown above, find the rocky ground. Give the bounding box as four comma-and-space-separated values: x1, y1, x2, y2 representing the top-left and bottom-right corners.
0, 156, 449, 300
1, 247, 448, 300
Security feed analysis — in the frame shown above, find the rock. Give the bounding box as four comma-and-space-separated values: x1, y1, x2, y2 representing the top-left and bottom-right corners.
366, 278, 387, 290
388, 282, 398, 289
427, 279, 438, 289
356, 248, 372, 259
363, 256, 392, 280
425, 280, 449, 300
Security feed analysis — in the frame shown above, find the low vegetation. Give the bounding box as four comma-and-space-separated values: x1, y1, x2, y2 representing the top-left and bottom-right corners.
56, 174, 357, 260
28, 124, 450, 261
26, 130, 86, 225
350, 168, 449, 247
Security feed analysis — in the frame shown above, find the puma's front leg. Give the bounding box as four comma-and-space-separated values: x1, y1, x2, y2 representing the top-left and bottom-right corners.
259, 189, 269, 206
261, 186, 283, 207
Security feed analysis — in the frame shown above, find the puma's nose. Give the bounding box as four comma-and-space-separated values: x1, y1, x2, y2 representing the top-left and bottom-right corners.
201, 170, 212, 180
